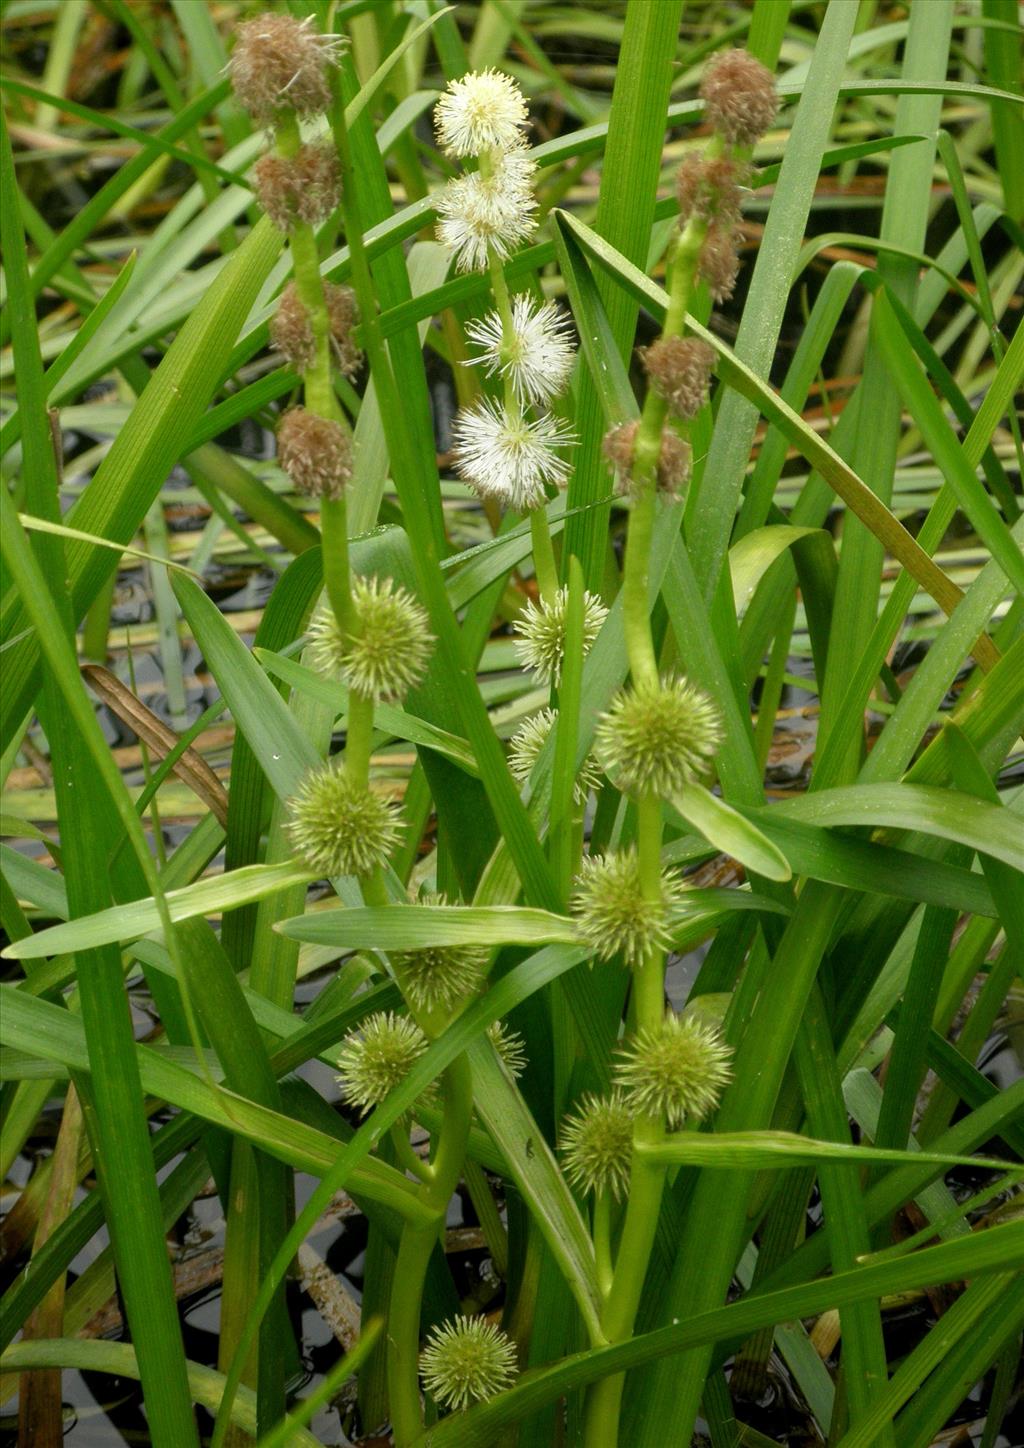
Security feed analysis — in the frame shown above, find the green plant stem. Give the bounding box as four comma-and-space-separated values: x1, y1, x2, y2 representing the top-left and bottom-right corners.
529, 507, 559, 603
583, 1136, 663, 1446
594, 1192, 614, 1301
584, 791, 666, 1445
387, 1054, 474, 1447
621, 483, 659, 687
585, 192, 710, 1445
274, 113, 355, 657
274, 113, 340, 424
390, 1121, 432, 1183
320, 495, 353, 640
345, 690, 375, 784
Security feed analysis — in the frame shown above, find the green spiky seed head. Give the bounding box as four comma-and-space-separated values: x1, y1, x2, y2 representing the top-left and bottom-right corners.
571, 849, 684, 968
614, 1012, 732, 1127
512, 585, 608, 687
561, 1091, 634, 1200
488, 1020, 526, 1079
594, 676, 721, 798
286, 761, 402, 878
420, 1316, 518, 1410
508, 709, 600, 804
335, 1011, 427, 1113
391, 893, 488, 1013
307, 575, 433, 702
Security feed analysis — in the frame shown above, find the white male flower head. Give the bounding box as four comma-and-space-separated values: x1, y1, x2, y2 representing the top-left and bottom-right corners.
435, 69, 529, 158
436, 151, 538, 273
464, 295, 576, 407
452, 398, 575, 512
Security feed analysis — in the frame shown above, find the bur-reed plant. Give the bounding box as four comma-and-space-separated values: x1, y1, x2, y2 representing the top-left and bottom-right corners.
1, 2, 1023, 1447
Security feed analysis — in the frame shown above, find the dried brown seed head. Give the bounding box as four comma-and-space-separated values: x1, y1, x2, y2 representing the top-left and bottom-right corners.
675, 153, 743, 228
270, 281, 361, 376
253, 143, 340, 231
699, 50, 777, 148
277, 407, 352, 499
229, 13, 340, 124
699, 224, 741, 303
602, 420, 692, 501
640, 336, 716, 420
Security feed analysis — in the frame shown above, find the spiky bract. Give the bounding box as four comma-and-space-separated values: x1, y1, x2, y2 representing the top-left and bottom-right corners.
335, 1011, 427, 1113
436, 151, 538, 272
391, 894, 488, 1014
286, 761, 402, 878
420, 1316, 518, 1410
452, 399, 574, 511
508, 709, 600, 804
571, 849, 684, 968
229, 13, 342, 124
594, 676, 721, 798
511, 585, 608, 685
561, 1091, 634, 1200
464, 295, 576, 407
614, 1013, 733, 1127
434, 69, 529, 158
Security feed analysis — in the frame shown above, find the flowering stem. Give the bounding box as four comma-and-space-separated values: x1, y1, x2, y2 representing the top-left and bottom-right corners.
387, 1055, 474, 1447
273, 114, 355, 650
484, 240, 560, 604
274, 113, 341, 425
585, 190, 713, 1448
620, 218, 706, 692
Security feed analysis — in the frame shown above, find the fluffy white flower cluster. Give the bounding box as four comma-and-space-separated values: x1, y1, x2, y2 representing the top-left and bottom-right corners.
434, 70, 536, 274
435, 71, 578, 513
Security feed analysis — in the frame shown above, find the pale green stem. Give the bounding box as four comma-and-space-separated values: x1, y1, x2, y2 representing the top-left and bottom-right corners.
387, 1055, 475, 1447
594, 1191, 614, 1301
390, 1120, 433, 1184
344, 690, 375, 785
